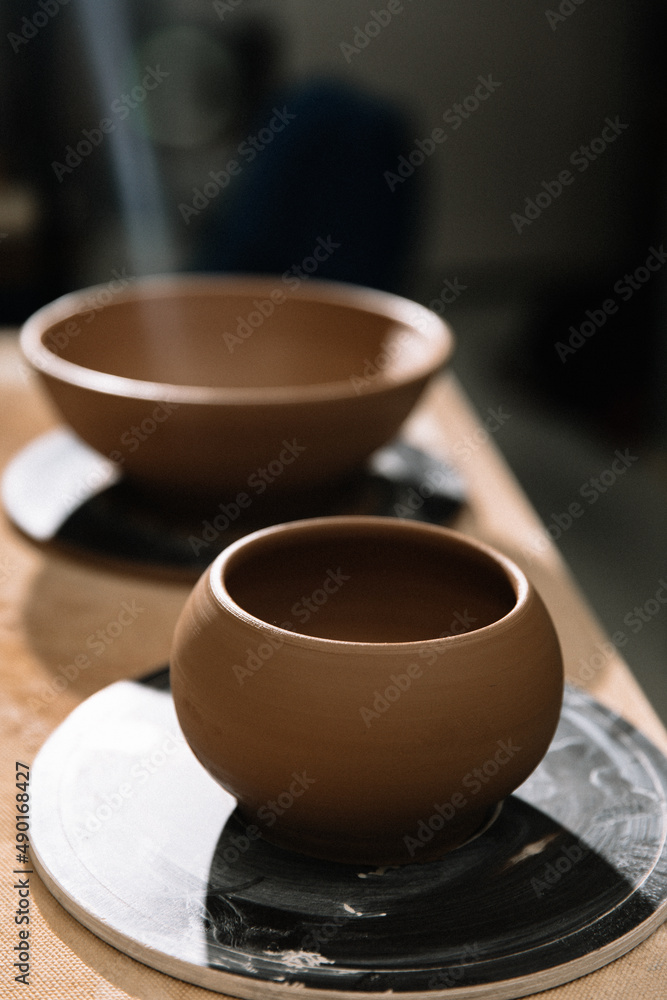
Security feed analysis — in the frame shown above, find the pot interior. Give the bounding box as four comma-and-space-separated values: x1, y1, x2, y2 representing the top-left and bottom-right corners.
40, 287, 425, 391
224, 524, 517, 643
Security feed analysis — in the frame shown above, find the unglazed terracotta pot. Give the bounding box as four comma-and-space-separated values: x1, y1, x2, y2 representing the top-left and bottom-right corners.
171, 515, 564, 865
19, 274, 453, 499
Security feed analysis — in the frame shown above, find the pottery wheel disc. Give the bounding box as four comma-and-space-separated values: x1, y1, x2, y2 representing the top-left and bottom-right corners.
30, 672, 667, 999
1, 429, 465, 573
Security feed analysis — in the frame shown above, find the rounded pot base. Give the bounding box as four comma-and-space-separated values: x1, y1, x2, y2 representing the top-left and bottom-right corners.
242, 803, 500, 866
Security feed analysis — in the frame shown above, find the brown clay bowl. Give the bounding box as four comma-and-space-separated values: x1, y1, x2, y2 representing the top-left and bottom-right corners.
171, 515, 564, 865
19, 274, 453, 500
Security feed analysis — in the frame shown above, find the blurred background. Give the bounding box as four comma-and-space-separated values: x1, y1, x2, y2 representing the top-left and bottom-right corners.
0, 0, 665, 714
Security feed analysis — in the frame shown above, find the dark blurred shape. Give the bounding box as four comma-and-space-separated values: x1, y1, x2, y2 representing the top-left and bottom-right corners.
192, 77, 420, 294
0, 2, 420, 323
133, 13, 282, 149
1, 0, 664, 446
517, 0, 667, 442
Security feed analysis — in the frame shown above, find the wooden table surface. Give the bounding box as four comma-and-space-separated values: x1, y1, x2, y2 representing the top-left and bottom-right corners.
1, 331, 665, 998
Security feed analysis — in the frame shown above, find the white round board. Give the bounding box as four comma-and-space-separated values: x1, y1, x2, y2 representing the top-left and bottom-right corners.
29, 670, 667, 998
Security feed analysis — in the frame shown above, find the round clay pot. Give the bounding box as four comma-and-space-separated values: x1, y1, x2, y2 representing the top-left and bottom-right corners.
19, 274, 453, 500
171, 516, 564, 865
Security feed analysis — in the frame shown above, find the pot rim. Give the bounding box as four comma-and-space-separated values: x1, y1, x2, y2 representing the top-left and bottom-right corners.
207, 515, 530, 651
19, 273, 454, 407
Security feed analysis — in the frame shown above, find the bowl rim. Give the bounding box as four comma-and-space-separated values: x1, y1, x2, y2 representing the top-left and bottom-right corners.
206, 515, 530, 651
20, 273, 455, 406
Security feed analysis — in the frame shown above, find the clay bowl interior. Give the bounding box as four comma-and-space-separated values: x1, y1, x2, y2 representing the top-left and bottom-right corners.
20, 275, 454, 499
225, 520, 516, 643
171, 517, 564, 865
